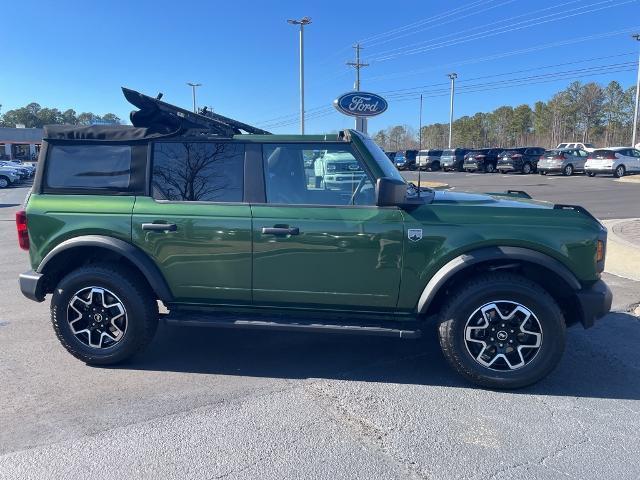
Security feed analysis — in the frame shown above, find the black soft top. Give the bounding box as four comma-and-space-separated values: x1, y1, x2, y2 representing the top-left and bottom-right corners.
43, 124, 171, 142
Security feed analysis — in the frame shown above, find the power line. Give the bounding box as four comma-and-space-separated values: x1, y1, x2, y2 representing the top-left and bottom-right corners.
370, 0, 637, 62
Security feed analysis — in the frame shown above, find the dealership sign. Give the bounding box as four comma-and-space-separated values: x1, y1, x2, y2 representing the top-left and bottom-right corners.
333, 91, 388, 117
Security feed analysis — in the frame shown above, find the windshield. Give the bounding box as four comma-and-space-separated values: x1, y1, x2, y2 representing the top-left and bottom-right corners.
557, 143, 568, 148
360, 135, 406, 183
583, 143, 595, 148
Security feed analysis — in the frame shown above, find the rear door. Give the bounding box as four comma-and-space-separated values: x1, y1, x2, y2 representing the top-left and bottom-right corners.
251, 142, 404, 310
132, 140, 252, 304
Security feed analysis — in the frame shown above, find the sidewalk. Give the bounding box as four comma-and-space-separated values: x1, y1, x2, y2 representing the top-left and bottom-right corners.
602, 218, 640, 283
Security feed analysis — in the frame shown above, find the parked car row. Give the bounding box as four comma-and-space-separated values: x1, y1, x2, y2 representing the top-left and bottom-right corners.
0, 160, 36, 188
399, 145, 640, 177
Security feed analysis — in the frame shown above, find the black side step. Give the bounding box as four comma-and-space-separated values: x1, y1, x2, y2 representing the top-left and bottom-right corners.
162, 311, 421, 339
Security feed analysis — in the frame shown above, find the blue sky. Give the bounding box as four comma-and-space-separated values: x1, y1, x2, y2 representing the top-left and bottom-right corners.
2, 0, 639, 133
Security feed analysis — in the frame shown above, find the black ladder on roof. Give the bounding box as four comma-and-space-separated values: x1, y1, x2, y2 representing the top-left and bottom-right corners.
122, 87, 271, 136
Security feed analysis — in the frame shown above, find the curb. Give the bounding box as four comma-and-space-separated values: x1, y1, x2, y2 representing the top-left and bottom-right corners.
418, 181, 449, 189
616, 176, 640, 184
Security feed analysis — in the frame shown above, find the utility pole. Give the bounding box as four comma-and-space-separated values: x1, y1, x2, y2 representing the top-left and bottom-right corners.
287, 17, 312, 134
347, 43, 369, 133
632, 34, 640, 147
187, 83, 202, 113
418, 94, 423, 196
447, 73, 457, 149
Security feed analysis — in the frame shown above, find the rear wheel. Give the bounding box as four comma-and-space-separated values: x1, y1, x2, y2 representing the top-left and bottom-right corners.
522, 162, 533, 174
563, 164, 574, 176
614, 165, 625, 178
484, 163, 495, 173
438, 272, 565, 389
51, 264, 158, 365
0, 176, 9, 188
539, 171, 547, 175
587, 171, 596, 177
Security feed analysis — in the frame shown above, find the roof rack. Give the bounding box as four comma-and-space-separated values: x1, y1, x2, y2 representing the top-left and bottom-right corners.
122, 87, 271, 137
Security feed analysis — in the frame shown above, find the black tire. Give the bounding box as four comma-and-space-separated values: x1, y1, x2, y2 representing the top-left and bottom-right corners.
539, 171, 547, 175
587, 171, 596, 177
0, 176, 10, 189
522, 162, 533, 174
431, 161, 441, 171
438, 272, 565, 389
613, 165, 625, 178
51, 264, 158, 365
563, 164, 574, 176
484, 163, 496, 173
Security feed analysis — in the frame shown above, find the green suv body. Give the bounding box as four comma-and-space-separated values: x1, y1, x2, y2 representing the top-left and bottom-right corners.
17, 92, 611, 388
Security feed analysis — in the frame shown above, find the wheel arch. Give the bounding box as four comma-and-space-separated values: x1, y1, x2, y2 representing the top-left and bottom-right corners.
37, 235, 174, 302
417, 246, 583, 325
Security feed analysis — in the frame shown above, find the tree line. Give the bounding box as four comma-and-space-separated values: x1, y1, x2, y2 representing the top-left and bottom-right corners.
373, 80, 638, 151
0, 102, 121, 128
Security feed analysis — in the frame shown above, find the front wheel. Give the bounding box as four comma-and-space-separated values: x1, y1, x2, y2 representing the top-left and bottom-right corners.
522, 162, 533, 174
51, 264, 159, 365
438, 272, 565, 389
484, 163, 495, 173
563, 164, 574, 176
0, 176, 10, 188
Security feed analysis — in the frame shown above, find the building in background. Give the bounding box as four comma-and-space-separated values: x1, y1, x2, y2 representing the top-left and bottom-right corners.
0, 126, 43, 161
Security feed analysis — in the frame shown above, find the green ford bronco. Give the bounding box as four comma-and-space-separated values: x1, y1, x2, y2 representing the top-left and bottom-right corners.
17, 88, 611, 388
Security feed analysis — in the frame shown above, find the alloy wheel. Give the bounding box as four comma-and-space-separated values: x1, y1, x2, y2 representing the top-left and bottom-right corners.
0, 178, 8, 188
522, 163, 532, 174
67, 287, 128, 349
464, 300, 543, 371
564, 164, 573, 176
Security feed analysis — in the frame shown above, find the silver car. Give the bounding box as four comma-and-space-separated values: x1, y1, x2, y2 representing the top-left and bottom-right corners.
416, 149, 443, 171
537, 148, 588, 176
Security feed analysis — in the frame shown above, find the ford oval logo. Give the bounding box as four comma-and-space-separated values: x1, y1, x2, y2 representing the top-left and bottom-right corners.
333, 91, 388, 117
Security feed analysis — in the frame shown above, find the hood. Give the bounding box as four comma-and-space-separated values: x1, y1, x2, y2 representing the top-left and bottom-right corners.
431, 190, 552, 209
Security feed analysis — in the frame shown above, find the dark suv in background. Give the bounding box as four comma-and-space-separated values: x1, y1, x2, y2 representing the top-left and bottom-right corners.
440, 148, 471, 171
497, 147, 545, 174
463, 148, 502, 173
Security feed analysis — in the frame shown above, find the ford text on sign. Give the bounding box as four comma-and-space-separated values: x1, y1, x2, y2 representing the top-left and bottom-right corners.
333, 92, 388, 117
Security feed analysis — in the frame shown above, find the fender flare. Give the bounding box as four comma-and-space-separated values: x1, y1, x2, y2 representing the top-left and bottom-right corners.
37, 235, 174, 302
417, 246, 581, 313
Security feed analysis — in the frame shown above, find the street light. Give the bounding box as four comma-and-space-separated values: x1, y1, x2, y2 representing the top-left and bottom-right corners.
447, 73, 457, 149
187, 82, 202, 114
632, 34, 640, 147
287, 16, 312, 134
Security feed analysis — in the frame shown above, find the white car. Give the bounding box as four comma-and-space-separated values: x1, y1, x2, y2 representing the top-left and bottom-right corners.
314, 152, 366, 190
556, 142, 596, 152
584, 147, 640, 178
0, 166, 20, 188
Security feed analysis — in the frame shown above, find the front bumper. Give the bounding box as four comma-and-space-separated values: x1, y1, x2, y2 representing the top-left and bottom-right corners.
576, 279, 612, 328
19, 270, 46, 302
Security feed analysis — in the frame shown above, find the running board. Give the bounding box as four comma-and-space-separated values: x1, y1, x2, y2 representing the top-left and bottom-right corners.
162, 311, 421, 339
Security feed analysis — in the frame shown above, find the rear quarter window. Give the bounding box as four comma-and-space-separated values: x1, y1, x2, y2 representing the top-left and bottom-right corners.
45, 144, 134, 191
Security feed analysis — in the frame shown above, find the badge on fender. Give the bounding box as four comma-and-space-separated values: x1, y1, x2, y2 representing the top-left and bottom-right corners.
408, 229, 423, 242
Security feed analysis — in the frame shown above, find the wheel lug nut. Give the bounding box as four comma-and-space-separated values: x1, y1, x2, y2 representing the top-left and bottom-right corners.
490, 337, 495, 341
501, 324, 505, 327
499, 343, 504, 347
510, 330, 514, 333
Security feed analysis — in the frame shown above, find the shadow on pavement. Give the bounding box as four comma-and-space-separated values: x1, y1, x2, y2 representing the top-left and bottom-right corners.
121, 312, 640, 400
0, 204, 20, 208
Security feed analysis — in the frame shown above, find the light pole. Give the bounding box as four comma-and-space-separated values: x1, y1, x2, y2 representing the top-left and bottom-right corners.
447, 73, 457, 149
632, 34, 640, 147
187, 83, 202, 113
287, 17, 312, 134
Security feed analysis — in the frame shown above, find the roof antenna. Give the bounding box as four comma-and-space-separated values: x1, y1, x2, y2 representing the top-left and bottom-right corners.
156, 93, 163, 100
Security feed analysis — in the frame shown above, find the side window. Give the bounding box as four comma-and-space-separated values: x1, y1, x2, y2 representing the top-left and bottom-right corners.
152, 142, 244, 202
262, 144, 375, 206
45, 144, 134, 191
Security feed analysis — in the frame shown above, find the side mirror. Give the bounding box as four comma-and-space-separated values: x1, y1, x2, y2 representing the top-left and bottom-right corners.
376, 177, 407, 207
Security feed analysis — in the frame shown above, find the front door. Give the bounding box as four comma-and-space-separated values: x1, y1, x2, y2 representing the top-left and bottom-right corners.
132, 140, 252, 304
252, 142, 404, 310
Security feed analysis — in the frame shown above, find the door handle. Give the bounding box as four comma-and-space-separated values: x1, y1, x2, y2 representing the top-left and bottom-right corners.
261, 226, 300, 236
142, 223, 177, 232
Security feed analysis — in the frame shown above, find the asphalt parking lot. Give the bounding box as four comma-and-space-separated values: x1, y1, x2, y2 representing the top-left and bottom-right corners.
403, 170, 640, 219
1, 179, 639, 480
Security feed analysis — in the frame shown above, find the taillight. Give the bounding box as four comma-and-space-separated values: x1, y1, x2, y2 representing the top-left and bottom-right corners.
15, 210, 29, 251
